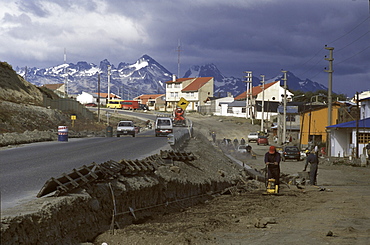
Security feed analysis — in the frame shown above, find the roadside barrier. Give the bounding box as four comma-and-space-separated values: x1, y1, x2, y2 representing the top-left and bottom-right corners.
37, 150, 197, 198
167, 121, 193, 148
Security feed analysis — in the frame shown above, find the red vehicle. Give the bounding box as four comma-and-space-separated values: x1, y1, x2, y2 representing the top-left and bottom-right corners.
107, 100, 139, 110
120, 100, 140, 110
257, 136, 269, 145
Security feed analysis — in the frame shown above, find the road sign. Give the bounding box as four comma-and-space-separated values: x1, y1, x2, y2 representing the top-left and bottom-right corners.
177, 97, 189, 110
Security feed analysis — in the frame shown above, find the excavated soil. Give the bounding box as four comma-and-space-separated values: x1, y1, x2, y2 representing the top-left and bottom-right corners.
94, 114, 370, 245
1, 113, 369, 245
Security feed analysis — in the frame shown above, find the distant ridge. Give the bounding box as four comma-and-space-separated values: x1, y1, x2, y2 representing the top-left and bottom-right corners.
15, 55, 328, 98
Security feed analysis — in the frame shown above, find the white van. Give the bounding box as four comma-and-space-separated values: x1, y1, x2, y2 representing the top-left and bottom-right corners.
155, 117, 173, 137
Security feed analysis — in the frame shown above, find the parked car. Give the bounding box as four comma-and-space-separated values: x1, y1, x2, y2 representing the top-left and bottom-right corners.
257, 136, 269, 145
140, 104, 149, 111
248, 132, 259, 142
281, 146, 301, 161
85, 103, 97, 107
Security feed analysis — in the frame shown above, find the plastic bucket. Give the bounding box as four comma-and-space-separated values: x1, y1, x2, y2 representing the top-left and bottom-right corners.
58, 126, 68, 142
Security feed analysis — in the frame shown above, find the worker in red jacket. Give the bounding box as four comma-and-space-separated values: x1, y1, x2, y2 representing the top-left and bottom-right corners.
264, 146, 281, 186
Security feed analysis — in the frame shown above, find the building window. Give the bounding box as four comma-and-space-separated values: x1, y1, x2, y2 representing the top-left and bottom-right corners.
242, 107, 246, 113
227, 107, 233, 113
358, 133, 370, 144
170, 92, 174, 97
174, 92, 178, 97
190, 92, 194, 97
286, 115, 296, 122
167, 84, 172, 88
174, 83, 180, 88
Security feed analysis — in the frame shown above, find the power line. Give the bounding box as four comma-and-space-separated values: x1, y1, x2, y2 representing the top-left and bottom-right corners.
297, 55, 325, 77
296, 16, 370, 80
295, 47, 324, 73
336, 30, 370, 53
327, 16, 370, 45
336, 44, 370, 65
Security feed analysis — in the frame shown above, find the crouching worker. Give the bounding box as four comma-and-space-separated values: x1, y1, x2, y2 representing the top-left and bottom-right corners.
264, 146, 281, 189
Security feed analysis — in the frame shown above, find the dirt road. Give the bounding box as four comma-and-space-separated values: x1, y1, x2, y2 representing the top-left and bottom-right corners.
94, 114, 370, 245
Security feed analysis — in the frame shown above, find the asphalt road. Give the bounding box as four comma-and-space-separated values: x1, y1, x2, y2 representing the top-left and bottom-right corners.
0, 130, 171, 212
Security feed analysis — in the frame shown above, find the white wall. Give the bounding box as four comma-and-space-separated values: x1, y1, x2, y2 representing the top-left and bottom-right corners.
360, 99, 370, 119
76, 92, 94, 104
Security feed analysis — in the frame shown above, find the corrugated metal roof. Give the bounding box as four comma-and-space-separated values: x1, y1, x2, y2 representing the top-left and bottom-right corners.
327, 117, 370, 128
228, 101, 247, 107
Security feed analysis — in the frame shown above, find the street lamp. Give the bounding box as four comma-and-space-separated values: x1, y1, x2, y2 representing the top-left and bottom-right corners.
292, 94, 305, 101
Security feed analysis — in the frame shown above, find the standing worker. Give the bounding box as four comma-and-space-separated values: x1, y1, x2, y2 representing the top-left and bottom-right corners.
233, 138, 239, 149
211, 132, 216, 143
264, 146, 281, 188
366, 141, 370, 161
304, 150, 319, 185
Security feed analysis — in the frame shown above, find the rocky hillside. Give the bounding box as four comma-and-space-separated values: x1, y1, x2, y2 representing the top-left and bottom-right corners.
0, 62, 44, 105
0, 61, 71, 134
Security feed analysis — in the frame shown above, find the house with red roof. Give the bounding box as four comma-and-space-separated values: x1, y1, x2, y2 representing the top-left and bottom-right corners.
133, 94, 166, 111
233, 81, 293, 120
165, 76, 214, 111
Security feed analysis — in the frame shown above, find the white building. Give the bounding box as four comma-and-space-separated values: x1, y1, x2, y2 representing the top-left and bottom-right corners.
76, 92, 97, 104
165, 76, 214, 111
328, 96, 370, 159
219, 81, 293, 119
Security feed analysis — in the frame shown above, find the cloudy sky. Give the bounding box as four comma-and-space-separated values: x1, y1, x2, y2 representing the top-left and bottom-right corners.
1, 0, 369, 96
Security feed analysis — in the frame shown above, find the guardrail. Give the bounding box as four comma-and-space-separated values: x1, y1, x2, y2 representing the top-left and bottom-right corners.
167, 120, 193, 148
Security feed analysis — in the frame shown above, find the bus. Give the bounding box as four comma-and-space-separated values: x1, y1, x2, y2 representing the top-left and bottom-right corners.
107, 100, 140, 110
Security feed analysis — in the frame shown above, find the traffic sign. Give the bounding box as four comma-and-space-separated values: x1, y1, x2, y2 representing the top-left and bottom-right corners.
177, 97, 189, 110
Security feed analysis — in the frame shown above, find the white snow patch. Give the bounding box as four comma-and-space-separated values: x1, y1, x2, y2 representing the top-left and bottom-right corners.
129, 60, 149, 70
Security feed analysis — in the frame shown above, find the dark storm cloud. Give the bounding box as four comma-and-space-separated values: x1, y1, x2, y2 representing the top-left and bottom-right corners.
1, 0, 369, 95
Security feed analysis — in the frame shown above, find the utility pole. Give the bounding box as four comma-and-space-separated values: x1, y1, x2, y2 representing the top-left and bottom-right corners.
64, 48, 68, 98
356, 92, 359, 158
260, 74, 265, 132
325, 46, 334, 157
176, 39, 182, 78
107, 65, 111, 102
244, 71, 253, 124
282, 70, 288, 145
98, 73, 101, 122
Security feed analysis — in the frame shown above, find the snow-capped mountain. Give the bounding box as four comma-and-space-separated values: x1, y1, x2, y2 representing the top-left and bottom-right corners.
266, 71, 328, 92
16, 55, 172, 99
15, 55, 328, 99
184, 64, 250, 97
183, 64, 328, 97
